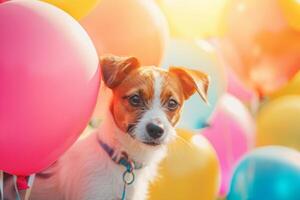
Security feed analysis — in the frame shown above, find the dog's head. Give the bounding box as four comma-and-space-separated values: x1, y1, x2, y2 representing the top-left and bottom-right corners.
101, 55, 210, 147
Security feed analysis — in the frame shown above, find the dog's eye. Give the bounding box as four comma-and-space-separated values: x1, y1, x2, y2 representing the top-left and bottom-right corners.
167, 99, 178, 111
129, 95, 142, 107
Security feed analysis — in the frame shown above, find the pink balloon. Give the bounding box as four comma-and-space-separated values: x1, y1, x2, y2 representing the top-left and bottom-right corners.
226, 68, 257, 102
202, 94, 254, 196
0, 0, 100, 175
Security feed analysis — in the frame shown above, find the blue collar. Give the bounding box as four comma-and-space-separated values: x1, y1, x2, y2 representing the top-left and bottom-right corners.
98, 139, 143, 171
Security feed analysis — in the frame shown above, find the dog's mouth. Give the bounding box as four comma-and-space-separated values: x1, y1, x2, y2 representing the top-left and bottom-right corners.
126, 132, 162, 146
142, 140, 161, 146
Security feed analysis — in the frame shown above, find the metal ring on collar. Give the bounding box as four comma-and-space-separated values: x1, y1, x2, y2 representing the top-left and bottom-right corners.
122, 171, 135, 185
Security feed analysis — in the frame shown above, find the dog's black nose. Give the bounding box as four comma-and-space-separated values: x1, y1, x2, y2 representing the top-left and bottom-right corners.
146, 123, 164, 139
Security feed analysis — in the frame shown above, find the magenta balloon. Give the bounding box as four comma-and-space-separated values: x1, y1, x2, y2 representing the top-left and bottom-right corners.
201, 94, 254, 196
0, 1, 99, 175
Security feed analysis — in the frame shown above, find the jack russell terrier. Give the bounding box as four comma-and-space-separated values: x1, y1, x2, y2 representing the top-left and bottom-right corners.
30, 55, 210, 200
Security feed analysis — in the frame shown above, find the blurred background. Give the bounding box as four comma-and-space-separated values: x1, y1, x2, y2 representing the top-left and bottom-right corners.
1, 0, 300, 199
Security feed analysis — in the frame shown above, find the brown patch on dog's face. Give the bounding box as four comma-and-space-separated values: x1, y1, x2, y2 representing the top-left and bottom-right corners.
159, 72, 185, 126
111, 67, 155, 134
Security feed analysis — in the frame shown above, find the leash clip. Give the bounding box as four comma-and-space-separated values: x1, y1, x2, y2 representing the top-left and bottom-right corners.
122, 170, 135, 186
121, 161, 135, 200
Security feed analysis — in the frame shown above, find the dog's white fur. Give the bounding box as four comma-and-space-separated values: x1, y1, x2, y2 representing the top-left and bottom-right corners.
31, 74, 176, 200
135, 70, 176, 146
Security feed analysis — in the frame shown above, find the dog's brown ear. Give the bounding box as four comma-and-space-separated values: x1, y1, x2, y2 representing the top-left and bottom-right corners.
100, 55, 140, 89
169, 66, 210, 103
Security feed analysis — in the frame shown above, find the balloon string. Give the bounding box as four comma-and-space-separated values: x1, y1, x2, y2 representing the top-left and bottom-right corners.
0, 171, 3, 200
12, 176, 21, 200
250, 92, 260, 117
24, 174, 35, 200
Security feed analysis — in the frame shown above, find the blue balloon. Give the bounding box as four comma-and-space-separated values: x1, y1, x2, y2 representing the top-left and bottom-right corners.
160, 39, 226, 129
228, 146, 300, 200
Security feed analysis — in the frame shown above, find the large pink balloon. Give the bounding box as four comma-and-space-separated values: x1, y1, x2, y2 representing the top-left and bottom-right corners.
202, 94, 255, 196
0, 0, 100, 175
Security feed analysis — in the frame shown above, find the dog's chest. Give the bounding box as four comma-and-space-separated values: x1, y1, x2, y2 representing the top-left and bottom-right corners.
63, 139, 152, 200
76, 161, 150, 200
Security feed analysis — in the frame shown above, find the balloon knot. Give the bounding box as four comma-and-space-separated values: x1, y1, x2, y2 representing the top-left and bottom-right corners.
17, 176, 29, 190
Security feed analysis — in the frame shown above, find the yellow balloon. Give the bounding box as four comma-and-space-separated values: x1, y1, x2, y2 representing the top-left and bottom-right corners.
149, 129, 220, 200
279, 0, 300, 31
257, 95, 300, 150
42, 0, 100, 19
270, 71, 300, 99
156, 0, 231, 38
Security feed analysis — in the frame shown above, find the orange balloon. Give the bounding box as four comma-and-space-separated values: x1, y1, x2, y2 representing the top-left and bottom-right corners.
218, 0, 300, 95
279, 0, 300, 31
81, 0, 169, 66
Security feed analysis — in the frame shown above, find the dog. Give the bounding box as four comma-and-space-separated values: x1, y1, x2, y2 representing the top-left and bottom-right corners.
30, 55, 210, 200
